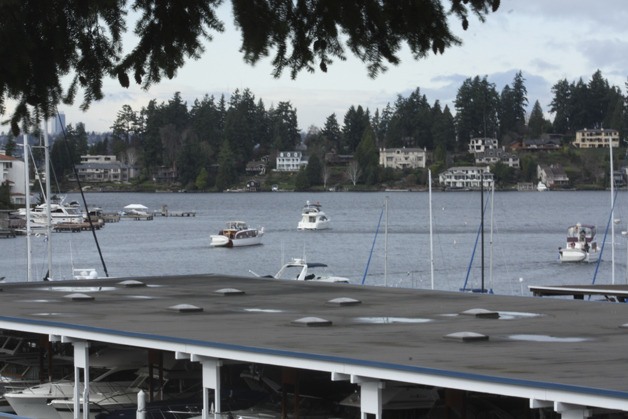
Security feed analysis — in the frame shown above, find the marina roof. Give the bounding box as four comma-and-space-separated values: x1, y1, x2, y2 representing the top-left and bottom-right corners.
1, 274, 628, 412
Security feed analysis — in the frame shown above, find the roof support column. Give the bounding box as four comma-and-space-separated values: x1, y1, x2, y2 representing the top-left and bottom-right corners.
352, 377, 384, 419
190, 355, 222, 419
68, 338, 90, 419
555, 402, 592, 419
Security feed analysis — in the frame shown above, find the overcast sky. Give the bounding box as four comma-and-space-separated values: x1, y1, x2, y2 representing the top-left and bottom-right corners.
54, 0, 628, 134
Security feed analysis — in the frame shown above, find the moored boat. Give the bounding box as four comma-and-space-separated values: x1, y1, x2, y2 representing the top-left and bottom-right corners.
18, 200, 84, 226
253, 258, 350, 283
297, 201, 330, 230
558, 223, 600, 263
210, 221, 264, 248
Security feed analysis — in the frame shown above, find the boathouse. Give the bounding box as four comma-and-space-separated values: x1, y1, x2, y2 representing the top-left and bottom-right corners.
0, 275, 626, 418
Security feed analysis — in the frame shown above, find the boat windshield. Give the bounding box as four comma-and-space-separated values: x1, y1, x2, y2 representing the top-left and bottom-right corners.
567, 225, 595, 240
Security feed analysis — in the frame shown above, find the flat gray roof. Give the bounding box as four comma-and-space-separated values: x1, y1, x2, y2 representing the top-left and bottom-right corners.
1, 274, 628, 412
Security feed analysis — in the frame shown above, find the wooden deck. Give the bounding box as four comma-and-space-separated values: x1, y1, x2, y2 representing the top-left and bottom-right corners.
0, 228, 16, 238
163, 210, 196, 217
53, 220, 105, 232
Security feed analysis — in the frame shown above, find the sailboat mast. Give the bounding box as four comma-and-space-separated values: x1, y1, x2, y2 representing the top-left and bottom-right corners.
384, 196, 388, 287
44, 124, 53, 279
489, 178, 494, 291
23, 134, 32, 282
480, 170, 485, 293
429, 170, 434, 290
610, 137, 615, 285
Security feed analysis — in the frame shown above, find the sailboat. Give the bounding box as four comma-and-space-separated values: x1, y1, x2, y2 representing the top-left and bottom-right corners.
460, 169, 494, 294
21, 125, 107, 282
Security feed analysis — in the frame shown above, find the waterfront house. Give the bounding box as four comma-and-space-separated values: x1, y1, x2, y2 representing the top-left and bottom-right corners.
468, 137, 498, 154
537, 164, 569, 188
276, 151, 306, 172
573, 128, 620, 149
0, 153, 26, 205
75, 155, 134, 183
474, 148, 520, 169
378, 147, 427, 170
438, 166, 493, 189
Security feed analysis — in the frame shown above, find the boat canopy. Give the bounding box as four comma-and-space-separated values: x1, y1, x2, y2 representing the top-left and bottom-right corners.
566, 224, 596, 241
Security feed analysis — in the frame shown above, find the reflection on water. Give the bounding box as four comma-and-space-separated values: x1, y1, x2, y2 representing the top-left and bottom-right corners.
1, 190, 625, 296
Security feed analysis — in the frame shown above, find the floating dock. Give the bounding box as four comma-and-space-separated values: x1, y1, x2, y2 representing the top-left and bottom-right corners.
53, 220, 105, 232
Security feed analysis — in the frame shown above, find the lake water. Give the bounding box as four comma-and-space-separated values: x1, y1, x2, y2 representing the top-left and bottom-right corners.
2, 190, 628, 296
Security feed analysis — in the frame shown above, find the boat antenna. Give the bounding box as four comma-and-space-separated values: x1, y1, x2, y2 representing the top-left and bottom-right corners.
56, 112, 109, 277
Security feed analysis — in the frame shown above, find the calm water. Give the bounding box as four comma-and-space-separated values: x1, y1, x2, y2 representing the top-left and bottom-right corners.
2, 190, 628, 296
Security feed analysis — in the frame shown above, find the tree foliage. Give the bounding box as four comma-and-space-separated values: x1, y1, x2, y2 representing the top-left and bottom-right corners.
454, 76, 500, 148
1, 0, 500, 135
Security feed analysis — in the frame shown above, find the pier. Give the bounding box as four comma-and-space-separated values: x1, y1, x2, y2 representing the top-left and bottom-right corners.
158, 205, 196, 217
0, 228, 16, 238
53, 220, 105, 232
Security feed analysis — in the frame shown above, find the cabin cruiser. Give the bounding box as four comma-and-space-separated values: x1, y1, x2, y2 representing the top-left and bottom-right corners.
210, 221, 264, 248
18, 200, 84, 226
251, 258, 350, 283
558, 223, 600, 263
3, 347, 147, 419
297, 201, 330, 230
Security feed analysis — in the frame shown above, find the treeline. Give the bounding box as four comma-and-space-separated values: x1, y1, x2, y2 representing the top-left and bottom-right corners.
25, 69, 628, 190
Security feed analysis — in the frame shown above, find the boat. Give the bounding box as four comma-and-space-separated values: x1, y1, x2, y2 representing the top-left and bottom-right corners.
537, 181, 548, 191
3, 347, 147, 419
297, 201, 330, 230
256, 258, 350, 283
123, 204, 150, 216
18, 198, 84, 226
210, 221, 264, 248
558, 223, 600, 263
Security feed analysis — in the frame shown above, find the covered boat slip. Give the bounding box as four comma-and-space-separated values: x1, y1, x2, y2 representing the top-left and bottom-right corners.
1, 277, 628, 419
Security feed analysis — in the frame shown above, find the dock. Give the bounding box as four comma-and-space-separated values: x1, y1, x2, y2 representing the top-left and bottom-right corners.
157, 205, 196, 217
53, 220, 105, 232
121, 214, 154, 221
529, 283, 628, 301
163, 210, 196, 217
0, 228, 16, 238
99, 213, 121, 223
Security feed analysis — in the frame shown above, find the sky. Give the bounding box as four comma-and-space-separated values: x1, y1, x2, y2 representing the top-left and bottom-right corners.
48, 1, 628, 133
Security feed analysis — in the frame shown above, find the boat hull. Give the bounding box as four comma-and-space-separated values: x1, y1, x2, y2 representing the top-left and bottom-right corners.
210, 234, 263, 247
559, 248, 600, 263
297, 220, 330, 230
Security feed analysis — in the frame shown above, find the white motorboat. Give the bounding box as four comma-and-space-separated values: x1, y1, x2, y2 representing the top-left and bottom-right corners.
537, 181, 548, 191
264, 258, 350, 283
18, 200, 84, 226
558, 223, 600, 263
297, 201, 330, 230
49, 358, 198, 419
210, 221, 264, 248
3, 347, 146, 419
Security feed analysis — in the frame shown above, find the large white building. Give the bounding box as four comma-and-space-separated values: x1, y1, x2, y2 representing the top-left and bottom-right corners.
438, 166, 493, 190
0, 153, 26, 205
378, 147, 427, 170
573, 128, 620, 149
468, 138, 498, 154
276, 151, 306, 172
75, 155, 133, 182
